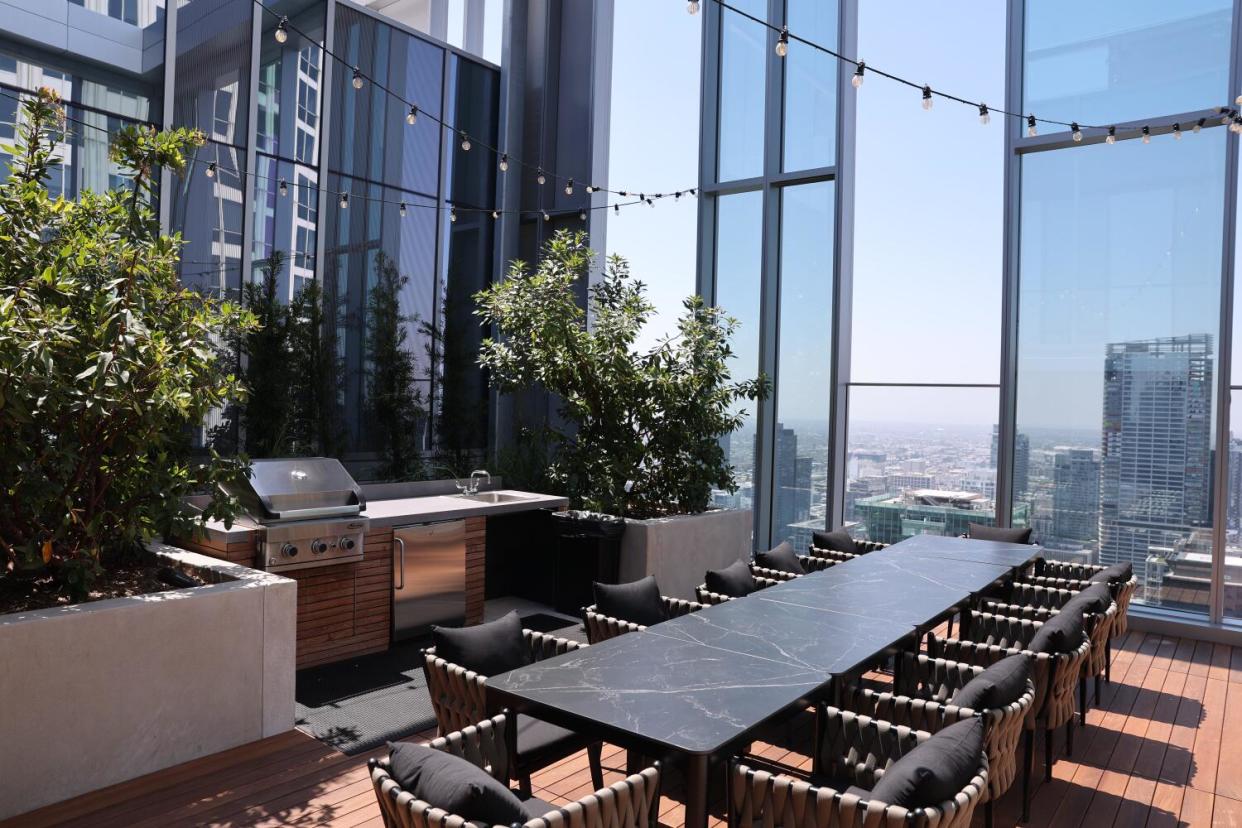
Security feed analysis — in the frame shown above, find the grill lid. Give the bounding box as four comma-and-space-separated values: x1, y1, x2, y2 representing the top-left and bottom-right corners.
227, 457, 365, 523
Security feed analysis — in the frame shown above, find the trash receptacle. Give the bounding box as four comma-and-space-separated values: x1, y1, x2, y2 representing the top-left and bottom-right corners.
549, 511, 626, 614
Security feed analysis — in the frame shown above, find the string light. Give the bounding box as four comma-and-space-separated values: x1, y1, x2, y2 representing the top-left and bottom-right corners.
687, 0, 700, 13
542, 210, 550, 222
1236, 93, 1242, 106
450, 206, 456, 223
1071, 122, 1082, 142
339, 192, 349, 209
1106, 126, 1116, 144
852, 61, 864, 89
614, 204, 620, 214
1026, 114, 1037, 137
536, 168, 546, 185
205, 161, 216, 178
278, 178, 287, 196
274, 16, 288, 43
406, 105, 418, 125
1141, 125, 1151, 144
564, 178, 574, 196
579, 209, 587, 221
978, 103, 989, 126
921, 85, 933, 110
399, 201, 407, 217
460, 132, 471, 151
1173, 123, 1182, 140
351, 67, 363, 90
775, 26, 789, 58
492, 209, 500, 219
586, 185, 596, 194
498, 153, 508, 172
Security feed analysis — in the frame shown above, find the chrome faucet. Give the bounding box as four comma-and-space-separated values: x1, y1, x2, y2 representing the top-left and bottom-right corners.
467, 469, 491, 495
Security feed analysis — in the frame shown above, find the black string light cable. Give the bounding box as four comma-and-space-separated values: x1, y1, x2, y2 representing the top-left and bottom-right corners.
705, 0, 1242, 141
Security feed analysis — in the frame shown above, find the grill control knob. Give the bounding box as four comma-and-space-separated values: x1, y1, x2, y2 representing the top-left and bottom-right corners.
339, 537, 357, 551
310, 539, 329, 555
280, 543, 299, 558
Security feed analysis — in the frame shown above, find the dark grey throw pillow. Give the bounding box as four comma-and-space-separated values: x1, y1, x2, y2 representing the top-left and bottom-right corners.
386, 742, 528, 825
1064, 582, 1113, 616
754, 541, 806, 575
705, 559, 758, 597
812, 529, 858, 554
1026, 604, 1086, 654
949, 653, 1031, 711
868, 717, 984, 810
1089, 562, 1133, 585
594, 575, 668, 627
966, 523, 1033, 544
431, 610, 533, 676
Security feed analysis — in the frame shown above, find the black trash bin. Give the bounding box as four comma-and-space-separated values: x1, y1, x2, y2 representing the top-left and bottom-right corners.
549, 510, 626, 614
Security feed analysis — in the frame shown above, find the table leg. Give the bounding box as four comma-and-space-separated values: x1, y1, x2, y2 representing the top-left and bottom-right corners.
684, 754, 710, 828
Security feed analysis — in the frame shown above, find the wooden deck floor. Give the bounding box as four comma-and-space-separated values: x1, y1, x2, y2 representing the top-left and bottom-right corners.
6, 628, 1242, 827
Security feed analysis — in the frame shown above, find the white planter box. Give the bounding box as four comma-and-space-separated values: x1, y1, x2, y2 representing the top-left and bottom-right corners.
618, 509, 753, 600
0, 544, 296, 820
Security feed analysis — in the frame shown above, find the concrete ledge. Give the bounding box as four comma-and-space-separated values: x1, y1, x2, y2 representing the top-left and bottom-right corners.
0, 544, 296, 820
618, 509, 753, 601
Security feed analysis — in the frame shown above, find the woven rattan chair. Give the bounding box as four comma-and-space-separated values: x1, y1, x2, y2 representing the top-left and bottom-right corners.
423, 629, 604, 795
1019, 561, 1138, 639
729, 706, 987, 828
582, 594, 706, 643
369, 714, 662, 828
927, 610, 1091, 821
695, 573, 782, 605
841, 651, 1034, 828
750, 552, 838, 582
806, 538, 887, 564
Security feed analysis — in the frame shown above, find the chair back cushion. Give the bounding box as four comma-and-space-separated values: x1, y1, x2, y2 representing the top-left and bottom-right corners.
431, 610, 533, 676
1027, 604, 1086, 654
386, 742, 528, 825
868, 716, 985, 809
705, 559, 758, 597
949, 652, 1031, 711
966, 523, 1033, 544
1089, 562, 1134, 585
754, 541, 806, 575
812, 529, 858, 554
1065, 582, 1113, 615
594, 575, 668, 627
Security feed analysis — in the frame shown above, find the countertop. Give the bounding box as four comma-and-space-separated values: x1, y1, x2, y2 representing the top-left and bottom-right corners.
198, 489, 569, 543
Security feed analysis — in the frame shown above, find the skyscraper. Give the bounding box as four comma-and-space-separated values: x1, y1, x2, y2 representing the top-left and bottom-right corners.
1051, 447, 1100, 545
773, 423, 812, 541
991, 424, 1030, 500
1099, 335, 1213, 580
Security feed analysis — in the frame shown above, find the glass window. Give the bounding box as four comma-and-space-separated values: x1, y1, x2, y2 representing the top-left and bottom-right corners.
850, 0, 1004, 384
846, 386, 1001, 543
1224, 394, 1242, 621
1024, 0, 1231, 128
1014, 133, 1224, 617
781, 0, 836, 172
771, 181, 834, 546
717, 0, 767, 182
712, 190, 765, 519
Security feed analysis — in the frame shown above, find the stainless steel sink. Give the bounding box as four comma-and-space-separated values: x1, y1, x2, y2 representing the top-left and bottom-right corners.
454, 491, 535, 504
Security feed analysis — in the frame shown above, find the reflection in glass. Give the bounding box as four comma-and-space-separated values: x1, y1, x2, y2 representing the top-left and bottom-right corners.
771, 182, 834, 547
712, 191, 764, 523
1015, 134, 1223, 616
846, 386, 1002, 544
717, 1, 766, 182
782, 0, 836, 172
1024, 0, 1231, 127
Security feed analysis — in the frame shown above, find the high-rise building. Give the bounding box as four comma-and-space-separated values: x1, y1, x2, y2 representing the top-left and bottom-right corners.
991, 424, 1029, 499
773, 423, 813, 541
853, 489, 1030, 545
1051, 447, 1100, 545
1099, 335, 1214, 580
1228, 438, 1242, 533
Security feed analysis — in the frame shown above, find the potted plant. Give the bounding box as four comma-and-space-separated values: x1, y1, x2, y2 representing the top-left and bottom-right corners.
474, 231, 767, 598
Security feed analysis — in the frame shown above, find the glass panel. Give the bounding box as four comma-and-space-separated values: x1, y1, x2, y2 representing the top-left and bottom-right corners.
846, 386, 1001, 543
717, 0, 766, 182
1024, 0, 1231, 128
711, 190, 764, 521
850, 0, 1004, 384
1224, 393, 1242, 621
1015, 133, 1223, 617
781, 0, 836, 172
771, 181, 834, 548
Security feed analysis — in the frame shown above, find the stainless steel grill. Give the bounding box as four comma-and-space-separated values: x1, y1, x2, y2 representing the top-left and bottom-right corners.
225, 458, 369, 573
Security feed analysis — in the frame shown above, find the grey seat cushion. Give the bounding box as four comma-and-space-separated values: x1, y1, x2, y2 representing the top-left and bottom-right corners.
967, 523, 1033, 544
812, 529, 858, 554
754, 541, 806, 575
431, 611, 533, 676
949, 652, 1031, 711
1090, 562, 1134, 585
1027, 604, 1086, 654
705, 559, 758, 597
868, 716, 984, 810
387, 741, 529, 825
515, 714, 583, 763
594, 575, 668, 627
1064, 582, 1113, 616
521, 795, 562, 819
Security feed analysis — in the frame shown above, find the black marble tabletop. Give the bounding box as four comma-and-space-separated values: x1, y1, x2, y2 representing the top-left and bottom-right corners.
878, 534, 1041, 569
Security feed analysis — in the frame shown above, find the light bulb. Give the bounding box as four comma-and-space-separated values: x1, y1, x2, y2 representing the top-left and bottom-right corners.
564, 178, 574, 196
542, 211, 550, 222
536, 168, 546, 185
498, 153, 508, 172
449, 206, 456, 223
1173, 123, 1182, 140
852, 61, 864, 89
339, 192, 348, 209
1071, 122, 1082, 142
1222, 111, 1232, 126
1026, 115, 1037, 137
614, 204, 620, 214
205, 161, 216, 178
490, 209, 498, 219
579, 209, 587, 221
274, 17, 288, 44
278, 178, 287, 196
460, 132, 471, 151
1236, 93, 1242, 106
399, 202, 407, 218
775, 27, 788, 58
978, 103, 990, 126
1106, 126, 1116, 145
687, 0, 699, 14
586, 185, 595, 194
1141, 126, 1151, 144
351, 67, 363, 90
406, 106, 417, 125
921, 86, 933, 110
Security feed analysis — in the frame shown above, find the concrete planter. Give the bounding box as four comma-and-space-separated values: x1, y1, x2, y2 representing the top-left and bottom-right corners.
0, 543, 296, 820
618, 509, 753, 600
